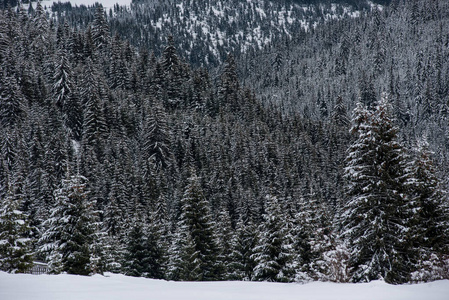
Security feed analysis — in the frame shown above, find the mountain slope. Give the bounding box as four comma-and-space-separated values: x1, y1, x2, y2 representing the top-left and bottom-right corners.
53, 0, 379, 67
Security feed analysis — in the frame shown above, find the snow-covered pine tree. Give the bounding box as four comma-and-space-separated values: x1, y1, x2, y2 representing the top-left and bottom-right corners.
228, 200, 258, 281
103, 186, 126, 273
342, 94, 412, 284
82, 74, 108, 151
0, 67, 26, 128
252, 195, 296, 282
406, 137, 449, 281
145, 211, 167, 279
215, 208, 235, 280
293, 191, 334, 282
167, 172, 219, 281
321, 239, 351, 283
331, 96, 350, 128
0, 183, 33, 273
31, 1, 50, 63
229, 215, 258, 280
1, 128, 17, 173
167, 224, 201, 281
161, 36, 182, 109
91, 4, 109, 51
52, 48, 72, 111
51, 47, 83, 141
122, 219, 149, 277
38, 174, 100, 275
218, 53, 240, 112
142, 102, 172, 170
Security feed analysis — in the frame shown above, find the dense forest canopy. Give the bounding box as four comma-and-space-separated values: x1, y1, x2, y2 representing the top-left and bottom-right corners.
0, 0, 448, 284
49, 0, 379, 67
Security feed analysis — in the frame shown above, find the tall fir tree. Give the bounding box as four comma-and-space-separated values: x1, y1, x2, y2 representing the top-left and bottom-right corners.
0, 183, 33, 273
218, 53, 240, 112
142, 102, 172, 170
293, 192, 335, 282
229, 213, 258, 281
161, 36, 182, 109
123, 219, 149, 277
215, 208, 236, 280
144, 212, 167, 279
406, 138, 449, 281
0, 67, 26, 128
167, 172, 219, 281
252, 195, 296, 282
342, 94, 413, 284
38, 174, 101, 275
167, 224, 201, 281
91, 5, 109, 51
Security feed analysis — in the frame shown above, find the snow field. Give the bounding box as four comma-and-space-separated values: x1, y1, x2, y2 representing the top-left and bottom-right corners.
1, 272, 449, 300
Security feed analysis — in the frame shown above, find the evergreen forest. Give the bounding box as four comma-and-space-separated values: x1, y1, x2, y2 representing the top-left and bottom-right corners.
0, 0, 448, 285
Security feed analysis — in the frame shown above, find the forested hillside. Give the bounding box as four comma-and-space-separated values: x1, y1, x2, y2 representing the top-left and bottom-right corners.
50, 0, 383, 67
241, 1, 449, 156
0, 0, 448, 285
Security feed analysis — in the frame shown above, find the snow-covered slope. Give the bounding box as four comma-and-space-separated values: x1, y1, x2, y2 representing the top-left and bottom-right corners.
49, 0, 374, 67
33, 0, 131, 10
1, 272, 448, 300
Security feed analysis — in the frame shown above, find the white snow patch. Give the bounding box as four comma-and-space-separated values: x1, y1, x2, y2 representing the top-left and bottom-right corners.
0, 272, 448, 300
15, 220, 25, 225
71, 139, 80, 156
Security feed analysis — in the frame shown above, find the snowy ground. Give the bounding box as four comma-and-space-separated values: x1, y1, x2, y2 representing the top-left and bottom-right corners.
1, 272, 448, 300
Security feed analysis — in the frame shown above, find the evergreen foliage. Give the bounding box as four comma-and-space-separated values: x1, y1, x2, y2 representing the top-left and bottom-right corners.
123, 221, 148, 277
406, 138, 449, 282
342, 95, 414, 283
229, 216, 258, 280
38, 175, 101, 275
169, 173, 220, 281
0, 184, 33, 273
252, 195, 296, 282
215, 209, 236, 280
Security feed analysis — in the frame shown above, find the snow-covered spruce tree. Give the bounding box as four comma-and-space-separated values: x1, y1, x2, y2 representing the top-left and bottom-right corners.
142, 102, 172, 170
218, 53, 240, 112
91, 4, 110, 50
1, 128, 17, 173
38, 174, 101, 275
144, 212, 167, 279
52, 48, 72, 112
0, 67, 26, 128
102, 191, 126, 273
321, 238, 351, 283
228, 204, 259, 281
252, 195, 296, 282
0, 184, 33, 273
52, 48, 82, 141
167, 224, 201, 281
215, 208, 236, 280
123, 211, 167, 279
122, 219, 149, 277
82, 79, 108, 152
167, 172, 220, 281
161, 35, 182, 109
293, 192, 335, 282
406, 138, 449, 282
342, 95, 412, 284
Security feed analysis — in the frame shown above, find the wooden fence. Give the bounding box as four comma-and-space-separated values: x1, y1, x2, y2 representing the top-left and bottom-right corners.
27, 262, 49, 275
